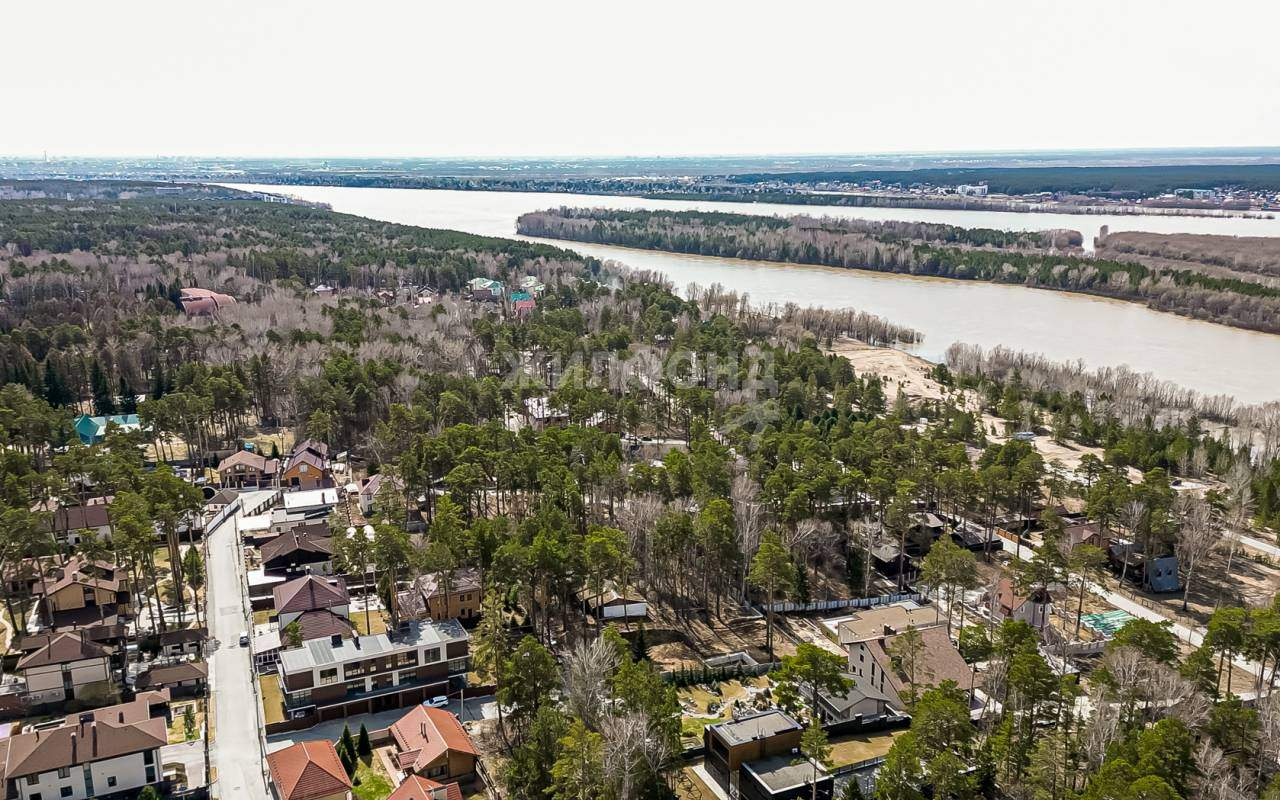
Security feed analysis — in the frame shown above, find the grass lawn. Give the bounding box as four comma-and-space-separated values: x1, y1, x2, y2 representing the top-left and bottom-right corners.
259, 674, 285, 726
352, 609, 390, 636
167, 701, 205, 744
352, 756, 394, 800
828, 729, 909, 766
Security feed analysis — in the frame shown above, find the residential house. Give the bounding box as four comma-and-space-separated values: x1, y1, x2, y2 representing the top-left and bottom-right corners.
33, 558, 131, 629
388, 706, 479, 784
466, 277, 503, 302
218, 449, 279, 488
1063, 522, 1106, 551
523, 397, 569, 430
134, 660, 208, 697
281, 440, 332, 490
1108, 540, 1181, 593
47, 504, 113, 547
576, 582, 648, 621
261, 529, 335, 578
810, 675, 898, 724
73, 414, 141, 445
704, 711, 830, 800
0, 690, 170, 800
989, 578, 1052, 630
275, 619, 469, 721
16, 630, 117, 705
267, 740, 352, 800
358, 473, 403, 516
395, 568, 482, 623
518, 275, 545, 296
509, 291, 536, 318
836, 600, 976, 707
273, 575, 351, 629
387, 775, 463, 800
156, 627, 208, 659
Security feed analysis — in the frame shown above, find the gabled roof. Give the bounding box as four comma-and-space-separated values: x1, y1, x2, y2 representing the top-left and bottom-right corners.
390, 706, 478, 773
292, 438, 330, 459
17, 631, 111, 669
135, 660, 208, 689
284, 450, 327, 475
291, 610, 356, 644
49, 504, 112, 532
218, 449, 279, 475
261, 529, 333, 565
388, 775, 463, 800
158, 627, 208, 646
267, 740, 352, 800
0, 691, 169, 779
37, 556, 122, 597
273, 575, 349, 615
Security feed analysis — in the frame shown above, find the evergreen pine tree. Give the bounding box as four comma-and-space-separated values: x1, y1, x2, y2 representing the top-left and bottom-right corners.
119, 376, 137, 414
340, 724, 356, 759
357, 723, 372, 757
150, 362, 166, 401
90, 359, 116, 415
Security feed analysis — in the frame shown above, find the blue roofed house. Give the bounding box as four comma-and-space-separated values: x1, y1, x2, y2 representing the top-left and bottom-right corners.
74, 414, 142, 445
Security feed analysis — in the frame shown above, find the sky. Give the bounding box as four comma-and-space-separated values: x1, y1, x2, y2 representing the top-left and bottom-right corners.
4, 0, 1279, 159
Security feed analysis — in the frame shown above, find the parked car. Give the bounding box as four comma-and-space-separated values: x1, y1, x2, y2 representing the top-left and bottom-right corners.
424, 695, 449, 708
239, 631, 250, 647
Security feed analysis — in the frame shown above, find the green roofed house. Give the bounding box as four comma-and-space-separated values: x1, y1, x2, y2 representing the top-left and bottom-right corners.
466, 277, 503, 302
74, 413, 142, 445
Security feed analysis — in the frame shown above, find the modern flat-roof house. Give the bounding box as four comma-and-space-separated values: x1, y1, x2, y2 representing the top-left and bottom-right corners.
0, 690, 170, 800
395, 568, 482, 623
273, 575, 351, 629
16, 630, 117, 706
388, 706, 479, 784
704, 710, 830, 800
267, 740, 352, 800
275, 619, 469, 722
218, 449, 280, 488
73, 414, 141, 445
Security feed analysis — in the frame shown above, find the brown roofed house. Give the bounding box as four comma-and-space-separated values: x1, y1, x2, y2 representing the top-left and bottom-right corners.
16, 630, 116, 705
387, 775, 464, 800
282, 440, 332, 490
395, 568, 482, 623
267, 740, 352, 800
33, 556, 131, 629
218, 449, 279, 488
261, 529, 335, 578
135, 660, 208, 697
0, 690, 170, 799
389, 706, 479, 784
273, 575, 350, 628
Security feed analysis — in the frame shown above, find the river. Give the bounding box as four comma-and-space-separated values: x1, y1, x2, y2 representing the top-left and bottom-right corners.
225, 184, 1280, 404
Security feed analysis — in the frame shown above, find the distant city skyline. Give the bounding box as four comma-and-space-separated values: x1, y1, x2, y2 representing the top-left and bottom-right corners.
5, 0, 1278, 159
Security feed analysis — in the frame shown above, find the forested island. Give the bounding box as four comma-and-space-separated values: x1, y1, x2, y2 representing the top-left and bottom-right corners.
2, 182, 1280, 800
517, 207, 1280, 335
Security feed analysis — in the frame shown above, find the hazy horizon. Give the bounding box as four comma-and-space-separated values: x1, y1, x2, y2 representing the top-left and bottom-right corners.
6, 0, 1279, 160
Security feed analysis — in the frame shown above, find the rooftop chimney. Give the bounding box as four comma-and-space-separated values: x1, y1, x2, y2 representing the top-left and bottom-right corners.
70, 732, 77, 763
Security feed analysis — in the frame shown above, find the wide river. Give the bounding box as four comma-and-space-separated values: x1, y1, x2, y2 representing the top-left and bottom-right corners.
226, 184, 1280, 404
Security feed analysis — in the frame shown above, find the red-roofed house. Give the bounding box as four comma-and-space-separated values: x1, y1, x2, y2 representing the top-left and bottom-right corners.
388, 706, 478, 784
267, 740, 352, 800
388, 775, 463, 800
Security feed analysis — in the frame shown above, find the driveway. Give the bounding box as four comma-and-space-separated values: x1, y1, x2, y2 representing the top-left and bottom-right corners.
265, 696, 497, 752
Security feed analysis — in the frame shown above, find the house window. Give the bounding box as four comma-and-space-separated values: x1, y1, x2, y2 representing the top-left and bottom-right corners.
319, 668, 339, 686
60, 789, 73, 799
447, 657, 469, 673
398, 651, 418, 667
422, 647, 441, 663
107, 777, 118, 787
58, 768, 71, 779
345, 662, 366, 679
28, 794, 40, 800
27, 775, 39, 785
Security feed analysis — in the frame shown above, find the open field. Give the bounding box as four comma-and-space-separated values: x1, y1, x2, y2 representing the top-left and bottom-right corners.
259, 674, 285, 726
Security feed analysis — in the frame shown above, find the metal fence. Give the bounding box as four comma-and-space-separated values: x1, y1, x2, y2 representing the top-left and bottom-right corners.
759, 592, 924, 614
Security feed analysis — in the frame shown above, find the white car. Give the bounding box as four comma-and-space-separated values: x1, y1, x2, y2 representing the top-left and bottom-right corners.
424, 695, 449, 708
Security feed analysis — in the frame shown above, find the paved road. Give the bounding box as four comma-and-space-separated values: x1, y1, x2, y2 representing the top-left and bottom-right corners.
206, 503, 272, 800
